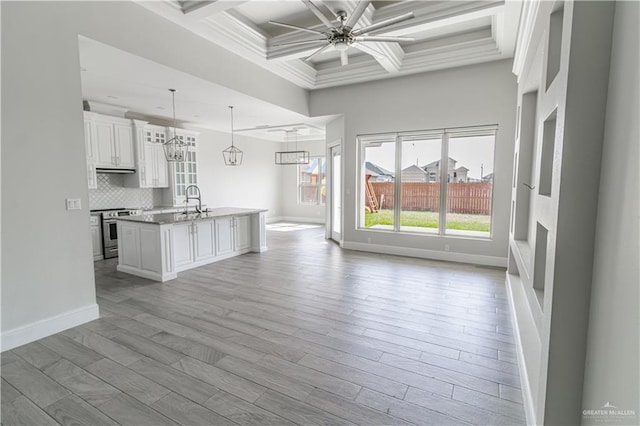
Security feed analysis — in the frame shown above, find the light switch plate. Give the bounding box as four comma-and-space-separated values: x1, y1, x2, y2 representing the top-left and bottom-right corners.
66, 198, 82, 210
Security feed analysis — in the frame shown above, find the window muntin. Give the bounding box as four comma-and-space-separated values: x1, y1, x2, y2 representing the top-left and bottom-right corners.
298, 157, 326, 205
358, 126, 496, 238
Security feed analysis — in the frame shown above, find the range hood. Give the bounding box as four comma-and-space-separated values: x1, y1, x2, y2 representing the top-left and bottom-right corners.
96, 168, 136, 174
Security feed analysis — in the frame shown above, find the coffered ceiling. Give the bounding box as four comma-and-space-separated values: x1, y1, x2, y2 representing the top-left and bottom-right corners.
138, 0, 522, 90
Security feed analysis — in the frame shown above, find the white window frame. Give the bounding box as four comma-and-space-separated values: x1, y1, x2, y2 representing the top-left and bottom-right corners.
357, 125, 497, 238
298, 156, 326, 205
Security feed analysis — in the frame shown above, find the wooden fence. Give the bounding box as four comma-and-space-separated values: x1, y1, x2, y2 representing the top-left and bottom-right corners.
370, 182, 493, 215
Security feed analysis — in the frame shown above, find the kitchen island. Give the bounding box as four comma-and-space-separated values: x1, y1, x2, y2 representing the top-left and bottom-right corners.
115, 207, 267, 282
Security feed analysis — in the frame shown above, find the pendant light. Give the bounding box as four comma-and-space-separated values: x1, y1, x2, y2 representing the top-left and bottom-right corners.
222, 106, 243, 166
163, 89, 188, 162
275, 129, 309, 165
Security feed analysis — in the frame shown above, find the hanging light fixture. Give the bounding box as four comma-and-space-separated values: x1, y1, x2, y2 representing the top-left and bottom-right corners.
275, 129, 309, 165
163, 89, 188, 162
222, 106, 243, 166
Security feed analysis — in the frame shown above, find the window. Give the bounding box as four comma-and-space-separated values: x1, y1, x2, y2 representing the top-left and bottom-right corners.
298, 157, 326, 205
359, 126, 496, 238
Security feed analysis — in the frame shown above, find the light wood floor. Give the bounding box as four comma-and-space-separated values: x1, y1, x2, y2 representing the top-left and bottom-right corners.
1, 225, 525, 425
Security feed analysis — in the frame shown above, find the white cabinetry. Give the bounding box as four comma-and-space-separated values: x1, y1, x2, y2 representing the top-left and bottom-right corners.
84, 112, 135, 170
84, 120, 97, 189
90, 215, 103, 261
163, 130, 199, 206
234, 215, 251, 252
215, 215, 251, 255
125, 123, 169, 189
173, 219, 216, 271
215, 218, 234, 256
116, 209, 267, 282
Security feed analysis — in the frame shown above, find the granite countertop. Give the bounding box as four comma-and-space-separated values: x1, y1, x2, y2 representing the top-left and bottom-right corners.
116, 207, 267, 225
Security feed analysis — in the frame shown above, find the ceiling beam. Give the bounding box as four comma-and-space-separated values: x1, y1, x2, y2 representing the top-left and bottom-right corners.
181, 0, 249, 20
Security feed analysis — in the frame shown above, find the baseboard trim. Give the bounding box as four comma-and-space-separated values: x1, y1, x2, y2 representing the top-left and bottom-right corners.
1, 303, 100, 352
273, 216, 325, 225
506, 272, 537, 425
342, 241, 507, 267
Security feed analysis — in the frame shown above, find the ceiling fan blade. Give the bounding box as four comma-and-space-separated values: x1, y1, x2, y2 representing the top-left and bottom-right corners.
354, 35, 414, 43
302, 0, 335, 29
272, 39, 328, 47
269, 21, 326, 36
351, 12, 415, 36
304, 44, 332, 62
340, 50, 349, 66
345, 0, 370, 30
352, 42, 385, 59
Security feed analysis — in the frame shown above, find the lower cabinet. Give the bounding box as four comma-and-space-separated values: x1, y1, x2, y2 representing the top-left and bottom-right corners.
234, 215, 251, 251
215, 216, 251, 256
215, 218, 234, 256
91, 215, 103, 261
174, 220, 216, 268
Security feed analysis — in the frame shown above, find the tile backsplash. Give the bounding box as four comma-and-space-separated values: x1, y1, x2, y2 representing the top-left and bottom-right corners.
89, 174, 162, 210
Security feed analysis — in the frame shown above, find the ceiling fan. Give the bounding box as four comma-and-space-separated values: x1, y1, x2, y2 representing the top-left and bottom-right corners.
269, 0, 415, 66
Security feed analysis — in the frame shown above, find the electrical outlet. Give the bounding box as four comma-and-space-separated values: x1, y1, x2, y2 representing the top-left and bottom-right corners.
66, 198, 82, 210
444, 244, 450, 252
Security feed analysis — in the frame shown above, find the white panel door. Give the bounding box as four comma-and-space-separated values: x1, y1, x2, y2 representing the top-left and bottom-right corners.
119, 224, 140, 268
94, 121, 115, 167
173, 223, 193, 268
91, 226, 102, 258
215, 218, 233, 256
114, 124, 135, 168
234, 216, 251, 252
194, 220, 215, 262
153, 144, 169, 187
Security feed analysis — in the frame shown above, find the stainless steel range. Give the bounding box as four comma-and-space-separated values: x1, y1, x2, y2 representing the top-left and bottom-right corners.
100, 208, 142, 259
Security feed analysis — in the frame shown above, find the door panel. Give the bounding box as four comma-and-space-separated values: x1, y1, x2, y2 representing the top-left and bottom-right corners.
195, 220, 215, 261
215, 218, 233, 256
173, 223, 193, 268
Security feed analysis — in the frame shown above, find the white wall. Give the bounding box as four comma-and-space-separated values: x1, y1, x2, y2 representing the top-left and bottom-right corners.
310, 60, 517, 265
191, 127, 283, 218
0, 0, 307, 349
582, 1, 639, 420
279, 139, 326, 223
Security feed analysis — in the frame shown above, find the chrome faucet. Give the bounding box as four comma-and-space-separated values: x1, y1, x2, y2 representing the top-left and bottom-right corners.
185, 185, 202, 213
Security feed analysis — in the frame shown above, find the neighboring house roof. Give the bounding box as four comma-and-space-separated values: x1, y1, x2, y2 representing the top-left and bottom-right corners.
455, 166, 469, 172
402, 164, 428, 174
423, 157, 458, 169
483, 172, 494, 180
365, 161, 394, 177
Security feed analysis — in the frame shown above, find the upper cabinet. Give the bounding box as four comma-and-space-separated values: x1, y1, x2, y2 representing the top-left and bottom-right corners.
84, 119, 97, 189
84, 112, 135, 169
125, 122, 169, 189
163, 129, 199, 206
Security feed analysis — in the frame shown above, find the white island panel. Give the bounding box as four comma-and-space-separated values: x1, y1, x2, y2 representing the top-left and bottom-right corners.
116, 208, 267, 282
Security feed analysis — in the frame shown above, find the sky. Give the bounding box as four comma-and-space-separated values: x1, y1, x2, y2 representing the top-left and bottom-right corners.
365, 135, 495, 180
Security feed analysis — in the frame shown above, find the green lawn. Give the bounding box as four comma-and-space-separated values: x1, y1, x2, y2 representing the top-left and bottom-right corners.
365, 209, 491, 232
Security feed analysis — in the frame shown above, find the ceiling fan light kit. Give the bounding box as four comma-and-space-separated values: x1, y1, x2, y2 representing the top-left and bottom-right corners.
270, 0, 415, 67
222, 105, 243, 166
163, 89, 189, 163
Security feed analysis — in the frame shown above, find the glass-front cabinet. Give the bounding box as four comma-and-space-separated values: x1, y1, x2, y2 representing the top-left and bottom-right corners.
167, 130, 199, 206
